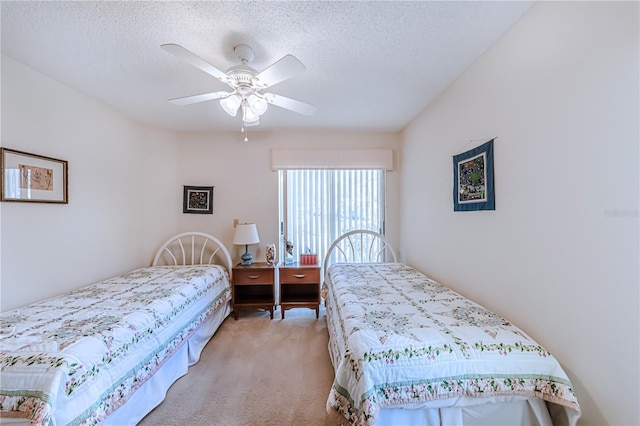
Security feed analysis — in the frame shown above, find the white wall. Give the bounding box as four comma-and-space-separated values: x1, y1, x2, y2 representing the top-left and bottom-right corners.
174, 130, 401, 265
139, 125, 181, 263
399, 2, 638, 425
0, 53, 400, 309
0, 55, 178, 311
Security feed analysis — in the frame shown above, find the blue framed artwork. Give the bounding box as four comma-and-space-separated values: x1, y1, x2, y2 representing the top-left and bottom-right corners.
453, 139, 495, 211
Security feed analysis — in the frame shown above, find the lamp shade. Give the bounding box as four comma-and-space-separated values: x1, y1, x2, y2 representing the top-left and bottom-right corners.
220, 94, 242, 117
248, 94, 268, 115
242, 103, 260, 123
233, 223, 260, 245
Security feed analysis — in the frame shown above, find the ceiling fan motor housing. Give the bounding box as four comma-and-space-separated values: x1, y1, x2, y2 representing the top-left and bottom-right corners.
226, 66, 259, 97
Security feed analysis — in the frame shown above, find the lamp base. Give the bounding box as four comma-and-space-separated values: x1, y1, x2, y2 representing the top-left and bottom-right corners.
241, 249, 253, 266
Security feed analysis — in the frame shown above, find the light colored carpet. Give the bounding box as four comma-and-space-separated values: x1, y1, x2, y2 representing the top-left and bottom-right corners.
139, 306, 339, 425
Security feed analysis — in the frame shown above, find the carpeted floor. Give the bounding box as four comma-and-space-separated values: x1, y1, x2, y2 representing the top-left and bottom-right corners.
139, 306, 339, 425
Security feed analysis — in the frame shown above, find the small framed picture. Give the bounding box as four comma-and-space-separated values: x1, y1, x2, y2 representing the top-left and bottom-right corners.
453, 139, 495, 211
183, 185, 214, 214
1, 148, 69, 204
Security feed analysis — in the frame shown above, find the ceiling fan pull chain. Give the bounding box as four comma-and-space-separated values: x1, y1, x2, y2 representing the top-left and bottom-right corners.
242, 122, 249, 143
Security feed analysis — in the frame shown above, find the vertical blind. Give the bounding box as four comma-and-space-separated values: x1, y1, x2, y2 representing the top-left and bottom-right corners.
280, 169, 385, 264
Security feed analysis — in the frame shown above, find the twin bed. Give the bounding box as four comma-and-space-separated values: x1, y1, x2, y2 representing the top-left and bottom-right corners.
0, 232, 233, 425
322, 230, 581, 426
1, 229, 581, 426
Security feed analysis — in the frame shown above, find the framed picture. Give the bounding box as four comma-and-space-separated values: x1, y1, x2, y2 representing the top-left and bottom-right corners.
1, 148, 68, 204
183, 185, 214, 214
453, 139, 495, 211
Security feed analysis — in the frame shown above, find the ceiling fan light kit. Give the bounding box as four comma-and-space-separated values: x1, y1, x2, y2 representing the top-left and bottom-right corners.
219, 94, 242, 117
161, 43, 316, 142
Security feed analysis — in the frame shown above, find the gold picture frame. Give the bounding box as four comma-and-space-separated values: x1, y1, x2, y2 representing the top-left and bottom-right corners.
1, 148, 69, 203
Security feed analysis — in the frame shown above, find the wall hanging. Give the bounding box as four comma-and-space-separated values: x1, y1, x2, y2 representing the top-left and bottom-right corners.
183, 185, 214, 214
1, 147, 68, 204
453, 139, 495, 211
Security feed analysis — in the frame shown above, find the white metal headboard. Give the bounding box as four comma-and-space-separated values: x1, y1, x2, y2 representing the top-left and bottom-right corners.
323, 229, 398, 275
152, 232, 233, 275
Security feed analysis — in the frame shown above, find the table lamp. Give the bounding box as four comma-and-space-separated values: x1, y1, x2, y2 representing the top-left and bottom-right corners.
233, 223, 260, 265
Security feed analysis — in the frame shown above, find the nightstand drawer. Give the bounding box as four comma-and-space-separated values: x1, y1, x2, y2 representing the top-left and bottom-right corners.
279, 264, 321, 319
234, 269, 274, 284
232, 262, 276, 320
280, 267, 320, 284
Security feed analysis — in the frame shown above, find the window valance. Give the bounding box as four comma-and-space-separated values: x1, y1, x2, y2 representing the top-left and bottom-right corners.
271, 149, 393, 170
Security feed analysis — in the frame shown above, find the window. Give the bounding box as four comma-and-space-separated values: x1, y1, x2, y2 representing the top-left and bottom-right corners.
278, 169, 386, 264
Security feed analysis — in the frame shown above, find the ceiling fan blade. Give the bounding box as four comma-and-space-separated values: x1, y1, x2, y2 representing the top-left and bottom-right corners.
168, 91, 230, 106
263, 93, 316, 116
161, 43, 229, 83
255, 55, 306, 88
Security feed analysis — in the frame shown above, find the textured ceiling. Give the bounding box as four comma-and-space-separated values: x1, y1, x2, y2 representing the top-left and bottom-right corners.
1, 1, 533, 132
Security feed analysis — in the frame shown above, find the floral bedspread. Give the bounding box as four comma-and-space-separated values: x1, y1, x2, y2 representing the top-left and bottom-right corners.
324, 263, 581, 426
0, 265, 231, 425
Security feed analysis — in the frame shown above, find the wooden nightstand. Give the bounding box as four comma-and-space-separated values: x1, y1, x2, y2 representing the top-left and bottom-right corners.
232, 262, 276, 319
279, 263, 321, 319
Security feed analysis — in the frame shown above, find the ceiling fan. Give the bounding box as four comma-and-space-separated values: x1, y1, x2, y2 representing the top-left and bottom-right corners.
161, 43, 316, 139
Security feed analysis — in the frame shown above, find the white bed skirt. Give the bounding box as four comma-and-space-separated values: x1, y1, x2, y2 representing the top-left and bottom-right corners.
373, 396, 555, 426
108, 302, 231, 425
0, 302, 231, 426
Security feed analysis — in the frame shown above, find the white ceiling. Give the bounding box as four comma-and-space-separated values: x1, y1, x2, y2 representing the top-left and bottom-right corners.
1, 1, 533, 132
